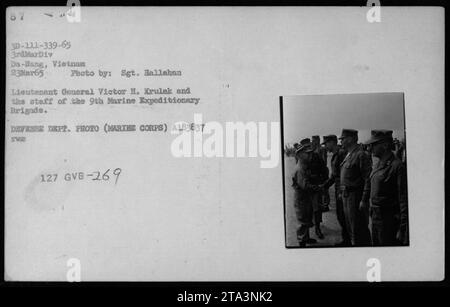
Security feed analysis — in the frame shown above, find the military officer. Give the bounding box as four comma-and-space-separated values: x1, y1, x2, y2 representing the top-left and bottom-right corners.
321, 134, 351, 246
292, 141, 321, 247
305, 137, 328, 239
312, 135, 331, 212
312, 135, 327, 162
365, 130, 409, 246
339, 129, 372, 246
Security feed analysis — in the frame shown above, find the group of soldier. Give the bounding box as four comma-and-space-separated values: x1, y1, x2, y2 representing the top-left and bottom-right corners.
291, 129, 409, 248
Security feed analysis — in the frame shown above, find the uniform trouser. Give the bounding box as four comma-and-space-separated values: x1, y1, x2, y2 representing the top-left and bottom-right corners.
336, 193, 351, 243
370, 206, 398, 246
296, 224, 311, 243
323, 190, 330, 206
342, 189, 371, 246
294, 196, 313, 244
311, 193, 322, 227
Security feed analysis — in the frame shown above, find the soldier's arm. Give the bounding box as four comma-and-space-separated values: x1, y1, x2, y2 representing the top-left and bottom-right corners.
321, 160, 329, 182
323, 176, 335, 190
360, 151, 372, 202
397, 162, 409, 244
323, 161, 337, 190
334, 151, 346, 197
324, 153, 343, 191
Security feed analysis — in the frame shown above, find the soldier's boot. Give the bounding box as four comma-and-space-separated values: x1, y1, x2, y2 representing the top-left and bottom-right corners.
334, 228, 351, 247
321, 191, 330, 212
334, 240, 351, 247
306, 238, 317, 244
315, 226, 324, 239
300, 228, 317, 245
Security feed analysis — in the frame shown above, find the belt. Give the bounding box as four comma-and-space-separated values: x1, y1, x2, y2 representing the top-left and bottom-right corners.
340, 185, 363, 192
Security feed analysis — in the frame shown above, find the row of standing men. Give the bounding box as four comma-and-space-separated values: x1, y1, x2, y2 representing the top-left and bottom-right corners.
292, 129, 408, 247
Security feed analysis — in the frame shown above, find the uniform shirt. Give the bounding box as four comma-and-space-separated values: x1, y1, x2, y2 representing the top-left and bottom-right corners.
340, 144, 372, 201
368, 152, 407, 211
293, 162, 320, 200
314, 146, 328, 163
309, 152, 329, 185
367, 151, 408, 244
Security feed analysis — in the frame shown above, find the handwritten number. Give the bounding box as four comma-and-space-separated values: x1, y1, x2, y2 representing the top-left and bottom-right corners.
113, 168, 122, 185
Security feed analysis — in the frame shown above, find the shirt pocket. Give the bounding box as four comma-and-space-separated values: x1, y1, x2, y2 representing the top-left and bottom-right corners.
382, 167, 395, 183
343, 158, 357, 172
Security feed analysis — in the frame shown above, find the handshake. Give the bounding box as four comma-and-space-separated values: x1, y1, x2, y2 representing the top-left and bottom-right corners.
314, 184, 327, 192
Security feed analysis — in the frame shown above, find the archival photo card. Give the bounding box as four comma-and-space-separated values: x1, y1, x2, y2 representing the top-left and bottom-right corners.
4, 6, 444, 282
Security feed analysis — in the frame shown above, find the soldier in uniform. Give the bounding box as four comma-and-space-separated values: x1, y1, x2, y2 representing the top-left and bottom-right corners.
292, 141, 322, 247
312, 135, 328, 162
293, 139, 311, 186
308, 137, 329, 239
312, 135, 330, 213
338, 129, 372, 246
321, 135, 351, 246
364, 130, 409, 246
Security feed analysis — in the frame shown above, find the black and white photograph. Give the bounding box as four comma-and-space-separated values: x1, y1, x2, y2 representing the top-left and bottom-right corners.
282, 93, 409, 248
